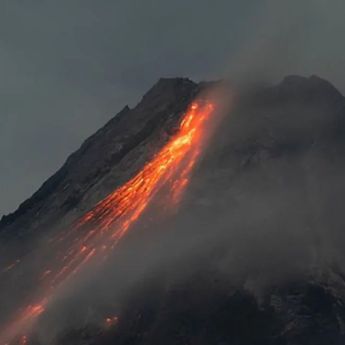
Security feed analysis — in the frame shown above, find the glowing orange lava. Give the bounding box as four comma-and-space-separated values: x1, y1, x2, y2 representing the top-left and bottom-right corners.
0, 100, 215, 344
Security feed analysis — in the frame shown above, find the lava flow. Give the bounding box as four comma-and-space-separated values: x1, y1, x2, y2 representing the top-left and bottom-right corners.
0, 100, 215, 344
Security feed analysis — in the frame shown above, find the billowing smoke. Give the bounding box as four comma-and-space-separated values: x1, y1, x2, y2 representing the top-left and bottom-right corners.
2, 77, 345, 344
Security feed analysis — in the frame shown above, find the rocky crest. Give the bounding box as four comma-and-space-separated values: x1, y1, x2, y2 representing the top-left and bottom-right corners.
0, 78, 199, 244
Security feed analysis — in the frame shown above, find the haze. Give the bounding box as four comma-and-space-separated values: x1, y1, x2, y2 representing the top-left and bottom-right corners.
1, 0, 345, 215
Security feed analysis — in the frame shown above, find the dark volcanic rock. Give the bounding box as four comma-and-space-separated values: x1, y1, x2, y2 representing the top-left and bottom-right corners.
216, 75, 345, 165
0, 78, 198, 244
54, 271, 345, 345
2, 75, 345, 345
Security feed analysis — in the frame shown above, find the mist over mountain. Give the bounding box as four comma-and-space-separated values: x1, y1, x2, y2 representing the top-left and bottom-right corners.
1, 75, 345, 345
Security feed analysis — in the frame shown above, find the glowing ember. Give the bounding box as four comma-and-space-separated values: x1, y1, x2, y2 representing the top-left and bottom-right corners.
104, 316, 119, 329
2, 260, 20, 274
19, 336, 27, 345
0, 100, 215, 344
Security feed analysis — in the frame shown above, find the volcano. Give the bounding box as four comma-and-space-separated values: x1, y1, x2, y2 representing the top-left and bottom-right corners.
1, 76, 345, 345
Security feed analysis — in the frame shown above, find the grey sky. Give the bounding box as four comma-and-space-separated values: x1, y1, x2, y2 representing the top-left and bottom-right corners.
1, 0, 345, 215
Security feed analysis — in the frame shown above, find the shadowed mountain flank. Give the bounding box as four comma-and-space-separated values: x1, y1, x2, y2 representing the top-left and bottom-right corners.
0, 78, 198, 242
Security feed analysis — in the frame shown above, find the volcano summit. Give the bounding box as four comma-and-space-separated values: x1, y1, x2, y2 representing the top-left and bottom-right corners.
2, 76, 345, 345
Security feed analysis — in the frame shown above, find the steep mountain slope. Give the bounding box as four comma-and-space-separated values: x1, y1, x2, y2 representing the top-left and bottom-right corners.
0, 78, 198, 245
2, 75, 345, 345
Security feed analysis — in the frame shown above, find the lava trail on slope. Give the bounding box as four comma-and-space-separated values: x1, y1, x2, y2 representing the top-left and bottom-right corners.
0, 100, 215, 344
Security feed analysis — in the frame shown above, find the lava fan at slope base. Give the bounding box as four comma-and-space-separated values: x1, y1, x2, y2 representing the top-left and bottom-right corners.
0, 100, 215, 344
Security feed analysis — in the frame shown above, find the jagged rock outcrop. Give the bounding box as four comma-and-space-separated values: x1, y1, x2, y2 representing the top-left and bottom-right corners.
0, 78, 199, 246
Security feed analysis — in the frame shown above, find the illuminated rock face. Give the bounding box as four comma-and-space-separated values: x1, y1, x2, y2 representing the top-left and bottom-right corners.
0, 78, 199, 241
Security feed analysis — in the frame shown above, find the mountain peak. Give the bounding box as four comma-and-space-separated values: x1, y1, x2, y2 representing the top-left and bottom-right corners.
0, 78, 199, 240
278, 74, 343, 102
138, 77, 197, 111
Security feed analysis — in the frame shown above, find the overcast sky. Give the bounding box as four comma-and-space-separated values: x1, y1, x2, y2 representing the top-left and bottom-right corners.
1, 0, 345, 215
